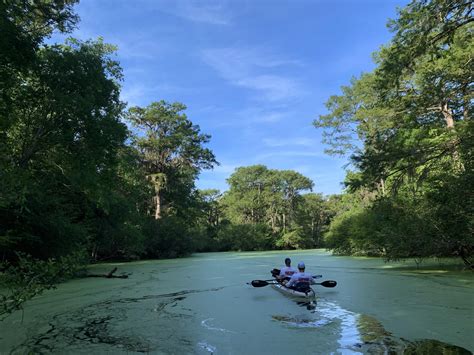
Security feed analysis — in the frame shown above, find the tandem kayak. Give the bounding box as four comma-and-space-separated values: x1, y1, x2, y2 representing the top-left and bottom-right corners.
271, 281, 316, 299
270, 268, 316, 299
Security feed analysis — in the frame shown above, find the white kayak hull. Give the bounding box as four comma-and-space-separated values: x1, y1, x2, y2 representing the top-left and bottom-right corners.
271, 282, 315, 299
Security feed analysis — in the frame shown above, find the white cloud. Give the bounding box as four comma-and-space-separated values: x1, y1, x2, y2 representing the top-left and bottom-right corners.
120, 83, 192, 107
253, 151, 328, 161
200, 47, 305, 102
205, 106, 292, 129
201, 47, 301, 78
161, 1, 231, 25
262, 137, 316, 147
236, 107, 289, 124
236, 75, 303, 102
210, 164, 238, 174
121, 85, 147, 107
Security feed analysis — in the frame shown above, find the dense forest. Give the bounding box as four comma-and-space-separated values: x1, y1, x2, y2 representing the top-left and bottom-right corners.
0, 0, 472, 317
315, 0, 473, 268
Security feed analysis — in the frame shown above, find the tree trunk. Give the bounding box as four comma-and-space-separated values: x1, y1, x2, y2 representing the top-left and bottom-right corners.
380, 178, 386, 196
462, 83, 469, 121
441, 102, 455, 129
441, 102, 464, 171
87, 267, 129, 279
155, 191, 162, 219
91, 244, 98, 261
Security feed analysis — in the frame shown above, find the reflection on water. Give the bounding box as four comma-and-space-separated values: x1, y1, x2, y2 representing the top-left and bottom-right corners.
272, 300, 472, 354
273, 300, 364, 353
296, 300, 317, 311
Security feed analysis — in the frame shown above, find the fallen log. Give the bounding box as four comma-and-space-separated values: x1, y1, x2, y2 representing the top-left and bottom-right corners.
87, 267, 129, 279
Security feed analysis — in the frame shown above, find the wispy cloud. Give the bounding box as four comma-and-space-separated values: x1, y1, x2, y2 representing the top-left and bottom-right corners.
236, 75, 303, 102
253, 151, 328, 162
262, 137, 317, 148
121, 85, 147, 107
205, 106, 292, 129
200, 47, 305, 102
120, 83, 192, 107
210, 163, 238, 174
161, 1, 231, 25
201, 47, 301, 77
235, 107, 290, 124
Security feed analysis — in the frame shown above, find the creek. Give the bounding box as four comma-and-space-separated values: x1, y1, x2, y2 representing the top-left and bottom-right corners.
1, 250, 472, 354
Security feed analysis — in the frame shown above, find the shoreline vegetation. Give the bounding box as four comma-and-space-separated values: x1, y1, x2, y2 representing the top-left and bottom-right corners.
1, 0, 472, 318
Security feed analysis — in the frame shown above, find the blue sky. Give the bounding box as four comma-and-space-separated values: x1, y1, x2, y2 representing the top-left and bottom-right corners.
54, 0, 408, 195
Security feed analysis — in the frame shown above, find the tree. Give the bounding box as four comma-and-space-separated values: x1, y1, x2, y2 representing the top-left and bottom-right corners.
127, 101, 217, 220
296, 193, 330, 247
0, 38, 127, 259
0, 0, 79, 133
198, 189, 222, 227
0, 0, 78, 66
276, 170, 314, 232
223, 165, 314, 235
314, 0, 472, 187
314, 0, 473, 264
224, 165, 270, 224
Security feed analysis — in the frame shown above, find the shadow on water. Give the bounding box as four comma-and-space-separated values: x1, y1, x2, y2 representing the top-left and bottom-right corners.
12, 287, 224, 354
272, 305, 472, 354
296, 299, 317, 311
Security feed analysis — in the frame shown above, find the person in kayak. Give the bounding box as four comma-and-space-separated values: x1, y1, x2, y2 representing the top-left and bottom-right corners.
283, 261, 315, 292
277, 257, 297, 281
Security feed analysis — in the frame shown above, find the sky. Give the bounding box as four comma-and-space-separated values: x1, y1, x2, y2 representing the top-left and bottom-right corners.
53, 0, 409, 195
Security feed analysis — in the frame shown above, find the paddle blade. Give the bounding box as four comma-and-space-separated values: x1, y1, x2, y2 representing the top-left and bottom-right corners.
320, 280, 337, 288
251, 280, 270, 287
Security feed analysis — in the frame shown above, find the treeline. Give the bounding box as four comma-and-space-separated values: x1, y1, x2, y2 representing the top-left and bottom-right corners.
2, 0, 472, 270
196, 165, 335, 252
314, 0, 473, 268
0, 1, 331, 266
0, 1, 219, 263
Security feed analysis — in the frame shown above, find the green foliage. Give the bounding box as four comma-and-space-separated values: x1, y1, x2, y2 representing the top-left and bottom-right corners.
215, 223, 275, 251
143, 217, 198, 258
295, 193, 333, 248
191, 165, 333, 252
0, 251, 87, 320
315, 0, 473, 265
0, 38, 129, 259
1, 0, 220, 267
276, 229, 306, 250
223, 165, 313, 231
324, 206, 365, 255
191, 166, 342, 252
127, 101, 217, 219
198, 189, 223, 228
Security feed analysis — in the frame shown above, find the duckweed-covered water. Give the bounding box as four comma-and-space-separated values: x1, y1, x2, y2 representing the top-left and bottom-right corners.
1, 250, 473, 354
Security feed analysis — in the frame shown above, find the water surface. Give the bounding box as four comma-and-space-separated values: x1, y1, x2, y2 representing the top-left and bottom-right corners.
1, 250, 473, 354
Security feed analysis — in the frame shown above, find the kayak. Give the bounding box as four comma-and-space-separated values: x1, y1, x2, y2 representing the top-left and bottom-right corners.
270, 268, 316, 299
271, 281, 316, 299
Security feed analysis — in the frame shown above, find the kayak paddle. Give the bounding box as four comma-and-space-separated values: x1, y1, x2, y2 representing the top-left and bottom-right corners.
250, 280, 337, 288
316, 280, 337, 287
250, 280, 278, 287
